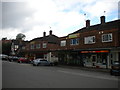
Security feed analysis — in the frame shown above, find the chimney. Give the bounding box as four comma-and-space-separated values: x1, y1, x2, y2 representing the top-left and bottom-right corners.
86, 20, 90, 28
43, 31, 46, 37
49, 30, 52, 35
100, 16, 105, 24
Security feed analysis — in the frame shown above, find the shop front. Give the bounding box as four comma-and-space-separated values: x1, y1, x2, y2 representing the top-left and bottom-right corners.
80, 50, 110, 69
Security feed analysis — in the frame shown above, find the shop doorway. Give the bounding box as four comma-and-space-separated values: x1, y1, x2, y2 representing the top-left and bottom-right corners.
91, 55, 97, 66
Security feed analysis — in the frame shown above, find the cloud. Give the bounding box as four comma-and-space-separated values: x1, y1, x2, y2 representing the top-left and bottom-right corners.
1, 28, 22, 39
83, 0, 119, 18
2, 2, 35, 29
1, 0, 119, 41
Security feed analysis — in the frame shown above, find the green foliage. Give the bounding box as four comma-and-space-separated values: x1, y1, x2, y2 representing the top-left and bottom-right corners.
16, 33, 26, 40
2, 42, 11, 55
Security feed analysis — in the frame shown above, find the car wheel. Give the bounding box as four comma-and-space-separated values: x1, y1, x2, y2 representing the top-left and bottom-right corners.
37, 63, 40, 66
33, 64, 36, 66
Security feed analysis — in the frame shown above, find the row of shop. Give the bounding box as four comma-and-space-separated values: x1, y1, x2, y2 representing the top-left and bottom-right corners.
58, 48, 120, 69
23, 48, 120, 69
19, 16, 120, 69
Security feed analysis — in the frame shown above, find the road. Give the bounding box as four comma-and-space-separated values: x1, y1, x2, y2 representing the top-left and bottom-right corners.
2, 61, 119, 88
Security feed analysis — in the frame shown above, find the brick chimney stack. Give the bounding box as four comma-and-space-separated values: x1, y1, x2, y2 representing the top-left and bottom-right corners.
86, 20, 90, 28
100, 16, 105, 24
49, 30, 52, 35
43, 31, 46, 37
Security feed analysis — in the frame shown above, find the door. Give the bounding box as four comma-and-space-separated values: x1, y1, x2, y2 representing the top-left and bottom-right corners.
91, 55, 97, 66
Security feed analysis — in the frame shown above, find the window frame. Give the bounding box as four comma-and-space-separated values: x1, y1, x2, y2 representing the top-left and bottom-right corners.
70, 38, 79, 45
43, 43, 47, 48
84, 36, 95, 44
102, 33, 112, 42
31, 44, 34, 49
36, 44, 41, 49
60, 40, 66, 46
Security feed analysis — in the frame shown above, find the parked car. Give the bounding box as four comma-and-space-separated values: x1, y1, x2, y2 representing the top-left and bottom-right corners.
17, 57, 30, 63
32, 58, 51, 66
8, 56, 19, 62
0, 54, 8, 61
110, 61, 120, 76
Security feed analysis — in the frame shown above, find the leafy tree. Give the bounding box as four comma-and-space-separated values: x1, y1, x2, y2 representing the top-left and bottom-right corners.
16, 33, 26, 40
2, 42, 11, 55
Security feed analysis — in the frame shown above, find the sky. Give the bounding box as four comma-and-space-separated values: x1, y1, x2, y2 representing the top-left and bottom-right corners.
0, 0, 119, 41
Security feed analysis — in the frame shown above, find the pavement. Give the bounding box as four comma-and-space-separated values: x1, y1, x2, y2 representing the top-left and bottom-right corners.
57, 64, 110, 73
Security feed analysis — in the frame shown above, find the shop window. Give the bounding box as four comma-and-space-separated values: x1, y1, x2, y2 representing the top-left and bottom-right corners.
102, 33, 112, 42
36, 44, 41, 49
60, 40, 66, 46
70, 38, 79, 45
43, 43, 47, 48
84, 36, 95, 44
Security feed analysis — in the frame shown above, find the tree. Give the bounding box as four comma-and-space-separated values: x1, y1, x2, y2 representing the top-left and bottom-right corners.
2, 42, 11, 55
16, 33, 26, 41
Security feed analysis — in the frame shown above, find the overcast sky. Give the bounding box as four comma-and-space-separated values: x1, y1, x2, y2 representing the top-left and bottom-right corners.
1, 0, 119, 41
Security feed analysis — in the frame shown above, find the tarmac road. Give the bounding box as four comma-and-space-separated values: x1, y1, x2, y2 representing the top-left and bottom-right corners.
2, 61, 120, 88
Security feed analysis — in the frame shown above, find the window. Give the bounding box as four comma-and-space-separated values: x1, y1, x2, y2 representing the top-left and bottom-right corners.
31, 44, 34, 49
22, 46, 25, 50
84, 36, 95, 44
70, 38, 79, 45
43, 43, 47, 48
60, 40, 66, 46
102, 33, 112, 42
14, 45, 19, 50
36, 44, 41, 49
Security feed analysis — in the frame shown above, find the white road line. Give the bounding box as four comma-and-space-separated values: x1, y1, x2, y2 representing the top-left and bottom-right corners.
58, 70, 119, 81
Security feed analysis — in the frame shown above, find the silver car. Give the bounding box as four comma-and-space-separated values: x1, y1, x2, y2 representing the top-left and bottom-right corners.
32, 58, 51, 66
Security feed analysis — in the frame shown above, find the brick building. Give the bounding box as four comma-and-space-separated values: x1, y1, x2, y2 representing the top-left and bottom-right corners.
21, 30, 59, 63
20, 16, 120, 69
59, 16, 120, 68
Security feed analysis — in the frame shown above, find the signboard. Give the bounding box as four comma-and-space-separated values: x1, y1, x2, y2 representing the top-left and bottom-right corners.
80, 50, 109, 53
68, 33, 79, 39
30, 41, 35, 44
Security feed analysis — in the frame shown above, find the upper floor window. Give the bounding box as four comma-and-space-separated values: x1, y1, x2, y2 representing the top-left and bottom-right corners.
14, 45, 19, 50
84, 36, 95, 44
60, 40, 66, 46
70, 38, 79, 45
36, 44, 41, 49
31, 44, 34, 49
22, 46, 25, 50
102, 33, 112, 42
43, 43, 47, 48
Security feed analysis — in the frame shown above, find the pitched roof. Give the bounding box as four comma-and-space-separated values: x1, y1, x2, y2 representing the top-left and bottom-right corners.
70, 19, 120, 35
30, 34, 59, 44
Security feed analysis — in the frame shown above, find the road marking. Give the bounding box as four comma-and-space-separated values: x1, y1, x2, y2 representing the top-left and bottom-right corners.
58, 70, 119, 81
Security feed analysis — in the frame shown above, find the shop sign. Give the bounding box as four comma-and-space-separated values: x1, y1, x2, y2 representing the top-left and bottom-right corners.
80, 50, 109, 53
30, 41, 35, 44
69, 33, 79, 39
